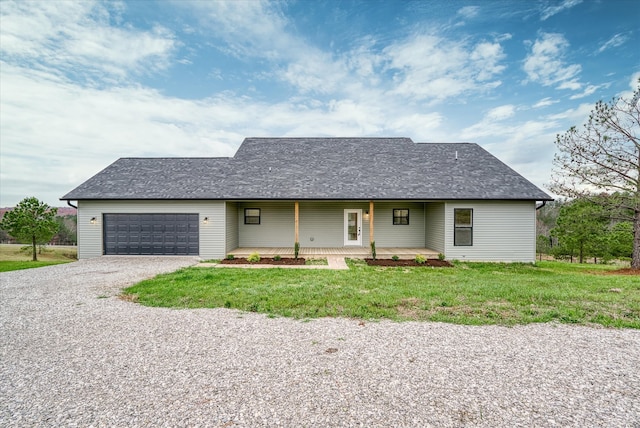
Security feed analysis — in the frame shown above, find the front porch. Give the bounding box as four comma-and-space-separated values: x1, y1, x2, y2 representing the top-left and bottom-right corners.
226, 247, 440, 259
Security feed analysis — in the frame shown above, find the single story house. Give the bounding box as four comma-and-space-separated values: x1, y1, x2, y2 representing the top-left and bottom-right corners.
61, 137, 552, 262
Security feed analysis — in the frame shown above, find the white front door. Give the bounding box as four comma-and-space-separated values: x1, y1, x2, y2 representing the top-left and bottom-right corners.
344, 209, 362, 246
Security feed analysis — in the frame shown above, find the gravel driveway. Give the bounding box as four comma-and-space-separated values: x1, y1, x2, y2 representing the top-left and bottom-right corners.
1, 257, 639, 427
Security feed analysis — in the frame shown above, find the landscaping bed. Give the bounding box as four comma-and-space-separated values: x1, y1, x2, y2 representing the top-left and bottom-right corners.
365, 258, 453, 267
220, 257, 306, 265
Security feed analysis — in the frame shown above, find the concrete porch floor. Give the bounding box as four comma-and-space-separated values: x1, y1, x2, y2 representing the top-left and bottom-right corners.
226, 247, 439, 259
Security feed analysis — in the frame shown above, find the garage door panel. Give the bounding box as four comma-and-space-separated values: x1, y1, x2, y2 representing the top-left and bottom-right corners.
103, 213, 199, 255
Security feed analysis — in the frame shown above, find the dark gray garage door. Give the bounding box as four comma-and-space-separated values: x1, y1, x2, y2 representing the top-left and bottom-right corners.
103, 213, 199, 255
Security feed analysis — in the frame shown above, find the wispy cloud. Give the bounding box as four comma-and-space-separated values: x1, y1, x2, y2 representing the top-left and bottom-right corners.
459, 105, 560, 178
523, 33, 582, 90
179, 0, 508, 105
597, 33, 630, 54
0, 0, 176, 83
457, 6, 480, 20
177, 0, 292, 61
540, 0, 583, 21
384, 34, 506, 102
569, 84, 599, 99
460, 105, 517, 139
533, 97, 559, 108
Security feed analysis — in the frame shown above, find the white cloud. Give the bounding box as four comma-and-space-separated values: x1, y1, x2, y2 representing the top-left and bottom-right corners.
556, 79, 582, 91
540, 0, 583, 21
487, 105, 516, 121
177, 0, 292, 60
597, 33, 630, 54
471, 42, 507, 80
459, 105, 517, 139
457, 6, 480, 19
546, 102, 594, 123
618, 71, 640, 100
533, 97, 558, 108
569, 84, 599, 99
384, 34, 506, 102
178, 1, 509, 105
175, 0, 360, 98
0, 0, 176, 82
459, 108, 562, 192
523, 33, 583, 90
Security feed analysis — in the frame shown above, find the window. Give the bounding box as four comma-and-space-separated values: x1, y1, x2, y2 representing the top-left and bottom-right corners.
454, 208, 473, 246
393, 209, 409, 225
244, 208, 261, 225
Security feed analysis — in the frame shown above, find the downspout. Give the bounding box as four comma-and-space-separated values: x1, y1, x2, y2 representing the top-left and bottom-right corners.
66, 200, 78, 209
535, 201, 546, 210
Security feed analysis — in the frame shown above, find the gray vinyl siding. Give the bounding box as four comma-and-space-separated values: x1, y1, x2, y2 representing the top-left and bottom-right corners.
225, 202, 238, 253
76, 200, 225, 259
238, 202, 295, 247
425, 202, 445, 253
444, 201, 536, 262
371, 202, 425, 247
299, 202, 371, 247
237, 201, 372, 248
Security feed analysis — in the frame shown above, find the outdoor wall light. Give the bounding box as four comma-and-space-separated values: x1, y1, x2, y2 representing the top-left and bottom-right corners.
363, 210, 370, 221
90, 217, 97, 224
203, 217, 209, 224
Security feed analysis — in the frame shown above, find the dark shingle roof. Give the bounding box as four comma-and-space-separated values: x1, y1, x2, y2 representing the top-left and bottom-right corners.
61, 137, 552, 201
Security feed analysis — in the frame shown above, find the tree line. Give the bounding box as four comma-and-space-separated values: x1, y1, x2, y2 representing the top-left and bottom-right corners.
536, 197, 633, 263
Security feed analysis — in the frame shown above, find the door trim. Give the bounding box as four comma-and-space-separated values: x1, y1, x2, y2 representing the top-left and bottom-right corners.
343, 209, 362, 246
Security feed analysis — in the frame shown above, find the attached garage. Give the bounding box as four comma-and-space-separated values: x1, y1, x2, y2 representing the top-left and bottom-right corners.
103, 213, 199, 255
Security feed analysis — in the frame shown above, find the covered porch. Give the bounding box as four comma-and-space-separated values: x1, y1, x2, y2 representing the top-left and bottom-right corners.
226, 247, 440, 259
229, 200, 443, 255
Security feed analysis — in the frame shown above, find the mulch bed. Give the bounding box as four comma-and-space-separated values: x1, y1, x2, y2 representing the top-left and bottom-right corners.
365, 258, 453, 267
220, 257, 306, 265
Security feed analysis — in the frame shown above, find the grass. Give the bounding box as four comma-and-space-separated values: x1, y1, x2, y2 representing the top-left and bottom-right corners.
0, 244, 77, 272
305, 258, 328, 265
123, 260, 640, 328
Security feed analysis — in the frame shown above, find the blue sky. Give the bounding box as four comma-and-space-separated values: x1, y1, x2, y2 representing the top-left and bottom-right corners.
1, 0, 638, 207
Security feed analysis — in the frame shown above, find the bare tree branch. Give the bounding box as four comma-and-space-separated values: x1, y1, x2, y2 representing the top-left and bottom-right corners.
549, 79, 640, 268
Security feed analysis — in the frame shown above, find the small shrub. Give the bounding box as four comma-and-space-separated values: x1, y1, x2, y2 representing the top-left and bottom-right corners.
273, 255, 282, 261
247, 252, 261, 263
226, 254, 235, 260
415, 254, 426, 264
391, 255, 400, 261
370, 240, 377, 260
438, 253, 445, 261
294, 241, 300, 259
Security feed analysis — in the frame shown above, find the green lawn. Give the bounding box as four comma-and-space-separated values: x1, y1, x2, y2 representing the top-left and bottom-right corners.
0, 244, 77, 272
123, 260, 640, 328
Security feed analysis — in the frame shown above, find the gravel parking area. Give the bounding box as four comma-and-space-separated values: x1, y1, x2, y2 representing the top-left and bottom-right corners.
1, 257, 639, 427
